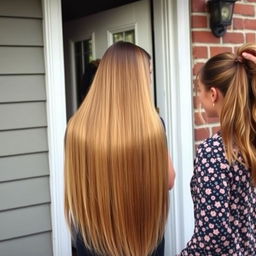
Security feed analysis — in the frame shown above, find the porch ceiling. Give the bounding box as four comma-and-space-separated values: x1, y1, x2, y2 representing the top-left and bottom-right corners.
62, 0, 141, 21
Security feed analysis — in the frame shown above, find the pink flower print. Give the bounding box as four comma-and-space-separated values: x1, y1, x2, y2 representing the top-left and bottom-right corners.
213, 229, 219, 235
207, 205, 211, 210
231, 204, 237, 210
204, 217, 209, 222
221, 173, 226, 179
210, 158, 216, 163
204, 176, 209, 182
211, 196, 216, 200
224, 241, 230, 246
208, 167, 214, 173
215, 248, 221, 253
199, 242, 204, 248
202, 158, 207, 164
205, 188, 212, 195
199, 220, 203, 226
215, 201, 221, 208
209, 223, 214, 229
201, 210, 206, 216
201, 197, 206, 203
206, 147, 211, 152
220, 163, 227, 169
204, 235, 210, 242
213, 141, 220, 146
234, 165, 239, 171
220, 188, 225, 194
210, 211, 217, 217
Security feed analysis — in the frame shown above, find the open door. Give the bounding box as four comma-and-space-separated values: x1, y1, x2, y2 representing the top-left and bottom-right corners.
63, 0, 153, 119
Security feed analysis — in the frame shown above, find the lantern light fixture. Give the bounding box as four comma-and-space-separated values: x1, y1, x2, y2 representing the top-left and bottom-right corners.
208, 0, 237, 37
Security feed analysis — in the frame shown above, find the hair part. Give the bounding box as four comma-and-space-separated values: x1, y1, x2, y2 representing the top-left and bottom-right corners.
64, 41, 169, 256
200, 43, 256, 185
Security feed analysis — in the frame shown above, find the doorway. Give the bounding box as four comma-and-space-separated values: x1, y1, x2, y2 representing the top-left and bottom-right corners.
62, 0, 154, 120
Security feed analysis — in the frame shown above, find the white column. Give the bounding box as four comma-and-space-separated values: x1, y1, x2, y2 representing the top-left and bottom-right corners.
153, 0, 194, 255
42, 0, 72, 255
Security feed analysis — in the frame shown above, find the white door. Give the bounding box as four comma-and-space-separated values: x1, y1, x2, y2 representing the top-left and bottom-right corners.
63, 0, 154, 118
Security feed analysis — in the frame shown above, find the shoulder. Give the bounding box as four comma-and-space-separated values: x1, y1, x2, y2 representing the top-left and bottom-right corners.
197, 132, 224, 158
195, 132, 230, 172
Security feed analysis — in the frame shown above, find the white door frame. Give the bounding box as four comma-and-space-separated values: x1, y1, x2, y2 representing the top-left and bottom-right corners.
153, 0, 194, 255
42, 0, 72, 256
42, 0, 193, 255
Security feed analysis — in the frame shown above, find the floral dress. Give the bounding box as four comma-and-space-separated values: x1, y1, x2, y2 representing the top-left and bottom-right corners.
180, 132, 256, 256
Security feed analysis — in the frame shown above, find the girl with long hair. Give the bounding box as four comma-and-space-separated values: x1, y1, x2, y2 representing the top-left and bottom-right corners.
64, 41, 175, 256
180, 43, 256, 255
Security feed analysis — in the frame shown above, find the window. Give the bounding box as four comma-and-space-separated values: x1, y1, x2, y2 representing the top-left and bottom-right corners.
113, 29, 135, 44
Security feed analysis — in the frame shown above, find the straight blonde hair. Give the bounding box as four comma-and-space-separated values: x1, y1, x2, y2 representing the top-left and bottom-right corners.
64, 42, 169, 256
200, 43, 256, 185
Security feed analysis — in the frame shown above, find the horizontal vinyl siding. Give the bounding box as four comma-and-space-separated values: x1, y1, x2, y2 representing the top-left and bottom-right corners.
0, 0, 53, 255
0, 204, 51, 241
0, 0, 42, 18
0, 153, 49, 182
0, 177, 50, 211
0, 233, 53, 256
0, 75, 46, 102
0, 47, 45, 74
0, 18, 43, 46
0, 102, 47, 130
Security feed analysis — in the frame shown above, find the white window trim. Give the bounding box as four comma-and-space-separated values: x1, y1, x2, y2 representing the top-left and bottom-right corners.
153, 0, 194, 255
42, 0, 72, 256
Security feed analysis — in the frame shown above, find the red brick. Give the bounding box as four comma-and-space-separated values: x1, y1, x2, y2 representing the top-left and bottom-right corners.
193, 63, 204, 76
191, 0, 207, 12
195, 112, 220, 125
192, 31, 220, 43
233, 18, 245, 30
210, 47, 233, 57
195, 128, 210, 141
234, 3, 255, 16
244, 19, 256, 30
212, 126, 221, 135
247, 0, 256, 2
223, 33, 244, 44
192, 15, 208, 28
193, 46, 208, 59
193, 96, 201, 109
246, 33, 256, 43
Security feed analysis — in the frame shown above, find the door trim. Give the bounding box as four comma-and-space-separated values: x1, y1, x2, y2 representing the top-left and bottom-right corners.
153, 0, 194, 255
42, 0, 72, 256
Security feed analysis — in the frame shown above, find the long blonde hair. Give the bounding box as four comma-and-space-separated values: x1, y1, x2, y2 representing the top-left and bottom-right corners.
64, 42, 169, 256
200, 43, 256, 185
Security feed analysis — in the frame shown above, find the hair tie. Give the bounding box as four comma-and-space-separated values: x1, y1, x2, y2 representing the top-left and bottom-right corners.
235, 56, 243, 64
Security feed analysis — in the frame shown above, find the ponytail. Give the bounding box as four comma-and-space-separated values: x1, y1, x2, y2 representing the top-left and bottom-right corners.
200, 43, 256, 185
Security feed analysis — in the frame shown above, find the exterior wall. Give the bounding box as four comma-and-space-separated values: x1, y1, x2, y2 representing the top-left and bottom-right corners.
0, 0, 53, 255
191, 0, 256, 146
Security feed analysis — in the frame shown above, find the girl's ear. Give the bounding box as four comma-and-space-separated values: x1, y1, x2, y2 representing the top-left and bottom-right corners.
210, 87, 218, 103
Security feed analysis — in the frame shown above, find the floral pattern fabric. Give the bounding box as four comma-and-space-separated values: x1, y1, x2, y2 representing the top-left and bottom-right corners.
180, 132, 256, 256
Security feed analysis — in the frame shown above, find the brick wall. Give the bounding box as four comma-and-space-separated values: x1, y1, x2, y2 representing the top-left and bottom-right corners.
191, 0, 256, 146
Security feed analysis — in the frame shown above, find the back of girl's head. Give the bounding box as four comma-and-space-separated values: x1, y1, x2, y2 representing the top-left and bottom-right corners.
64, 41, 169, 256
200, 43, 256, 185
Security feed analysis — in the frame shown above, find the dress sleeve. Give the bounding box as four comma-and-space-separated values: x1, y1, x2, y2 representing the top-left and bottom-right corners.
179, 142, 232, 256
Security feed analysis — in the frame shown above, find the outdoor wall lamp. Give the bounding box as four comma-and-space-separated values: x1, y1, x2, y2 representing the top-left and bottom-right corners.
208, 0, 237, 37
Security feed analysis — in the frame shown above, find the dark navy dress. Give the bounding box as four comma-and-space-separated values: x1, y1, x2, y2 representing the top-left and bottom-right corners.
180, 132, 256, 256
76, 235, 165, 256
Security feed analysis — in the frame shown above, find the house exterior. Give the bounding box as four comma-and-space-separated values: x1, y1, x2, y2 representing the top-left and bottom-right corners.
0, 0, 255, 256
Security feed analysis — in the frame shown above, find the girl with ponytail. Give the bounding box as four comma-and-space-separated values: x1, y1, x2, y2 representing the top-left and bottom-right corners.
180, 43, 256, 255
